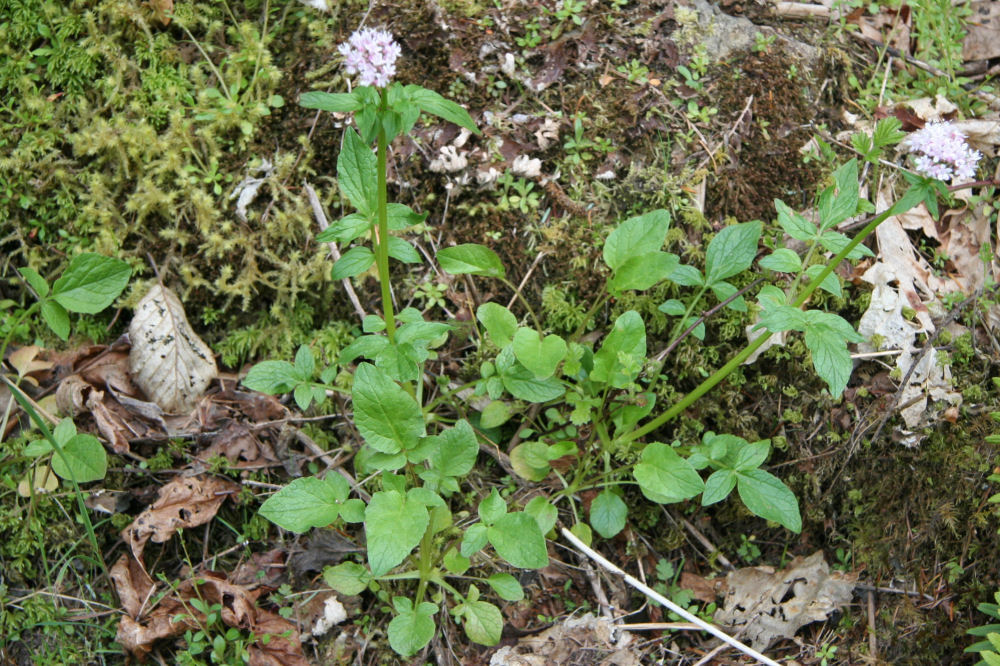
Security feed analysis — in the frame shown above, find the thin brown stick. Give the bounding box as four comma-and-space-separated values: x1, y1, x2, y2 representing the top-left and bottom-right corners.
304, 182, 366, 321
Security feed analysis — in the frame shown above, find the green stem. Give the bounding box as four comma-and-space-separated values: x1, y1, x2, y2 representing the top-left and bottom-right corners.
570, 291, 609, 342
620, 190, 919, 446
374, 95, 397, 344
414, 521, 436, 605
498, 277, 541, 331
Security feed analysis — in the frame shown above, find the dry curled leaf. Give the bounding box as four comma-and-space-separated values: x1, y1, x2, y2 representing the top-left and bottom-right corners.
129, 284, 217, 413
122, 474, 240, 564
715, 551, 856, 650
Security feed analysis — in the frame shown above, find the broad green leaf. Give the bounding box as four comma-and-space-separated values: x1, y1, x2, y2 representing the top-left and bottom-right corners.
590, 490, 627, 538
590, 310, 645, 388
385, 202, 428, 230
365, 490, 429, 576
634, 443, 705, 504
478, 488, 507, 524
774, 199, 817, 241
18, 267, 48, 298
477, 303, 518, 347
461, 523, 489, 557
756, 305, 807, 333
387, 600, 437, 657
667, 264, 704, 287
242, 360, 299, 394
41, 300, 70, 340
603, 210, 671, 271
658, 299, 685, 316
259, 476, 344, 533
486, 573, 524, 601
710, 281, 746, 312
317, 212, 370, 244
509, 442, 550, 481
512, 328, 567, 379
488, 512, 548, 568
443, 547, 471, 574
438, 244, 505, 278
524, 495, 558, 535
410, 86, 480, 134
756, 284, 787, 311
51, 254, 131, 314
702, 469, 737, 505
759, 248, 802, 273
294, 345, 315, 376
803, 323, 854, 397
387, 236, 422, 264
705, 220, 761, 284
570, 521, 593, 546
496, 347, 565, 402
480, 401, 512, 429
736, 468, 801, 532
819, 158, 860, 229
299, 90, 360, 112
427, 419, 479, 477
353, 363, 425, 453
51, 434, 107, 483
733, 440, 771, 471
458, 597, 503, 646
375, 343, 421, 383
331, 246, 375, 280
338, 334, 390, 365
323, 561, 370, 595
610, 251, 679, 292
818, 230, 873, 259
395, 321, 452, 347
338, 128, 378, 217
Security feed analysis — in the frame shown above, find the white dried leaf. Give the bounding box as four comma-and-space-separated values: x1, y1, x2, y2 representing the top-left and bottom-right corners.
128, 285, 217, 413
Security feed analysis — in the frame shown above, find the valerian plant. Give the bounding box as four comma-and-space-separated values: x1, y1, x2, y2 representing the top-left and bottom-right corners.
244, 24, 975, 655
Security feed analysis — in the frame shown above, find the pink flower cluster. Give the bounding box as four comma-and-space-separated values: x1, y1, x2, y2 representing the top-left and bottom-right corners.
338, 28, 401, 88
905, 121, 982, 182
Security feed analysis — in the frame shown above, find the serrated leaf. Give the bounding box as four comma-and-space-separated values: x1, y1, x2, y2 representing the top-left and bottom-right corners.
478, 489, 507, 524
387, 600, 437, 657
803, 324, 854, 397
365, 490, 429, 576
818, 230, 873, 259
243, 361, 299, 394
524, 495, 558, 535
259, 476, 344, 533
487, 512, 548, 568
477, 303, 518, 347
51, 254, 131, 314
128, 285, 217, 413
387, 236, 422, 264
425, 419, 479, 477
774, 199, 817, 241
634, 443, 705, 504
18, 267, 48, 298
820, 158, 860, 229
331, 246, 375, 280
590, 310, 645, 388
461, 523, 488, 557
438, 244, 505, 278
702, 469, 737, 505
736, 468, 801, 532
318, 212, 370, 244
496, 347, 565, 402
352, 363, 425, 453
590, 490, 627, 538
759, 248, 802, 273
603, 210, 671, 271
705, 220, 761, 284
338, 128, 377, 217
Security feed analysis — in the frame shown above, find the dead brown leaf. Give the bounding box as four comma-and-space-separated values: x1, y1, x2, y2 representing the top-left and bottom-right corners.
197, 422, 279, 469
122, 475, 241, 564
964, 0, 1000, 61
715, 551, 856, 650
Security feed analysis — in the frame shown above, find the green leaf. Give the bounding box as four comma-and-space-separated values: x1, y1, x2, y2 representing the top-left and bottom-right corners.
524, 495, 558, 535
323, 561, 370, 595
385, 202, 428, 230
733, 440, 771, 471
480, 401, 512, 428
756, 305, 807, 333
610, 251, 680, 292
18, 267, 48, 298
259, 476, 344, 533
512, 328, 567, 379
318, 212, 371, 244
387, 236, 422, 264
438, 244, 505, 278
658, 299, 686, 316
243, 360, 300, 394
365, 490, 429, 576
702, 469, 737, 505
51, 254, 131, 314
487, 512, 548, 568
443, 547, 471, 574
759, 248, 802, 273
590, 310, 645, 388
705, 220, 761, 284
299, 90, 361, 112
820, 159, 860, 229
818, 230, 873, 259
338, 128, 378, 217
478, 488, 507, 524
41, 300, 70, 340
410, 86, 480, 134
426, 419, 479, 477
294, 345, 315, 376
458, 597, 503, 646
509, 442, 551, 481
590, 490, 627, 538
736, 468, 801, 532
774, 199, 817, 241
496, 347, 565, 402
461, 523, 489, 557
331, 246, 375, 280
803, 319, 854, 397
51, 434, 107, 483
634, 443, 705, 504
603, 210, 671, 271
667, 264, 704, 287
710, 281, 746, 312
352, 363, 425, 453
338, 334, 390, 365
486, 573, 524, 601
387, 600, 437, 657
477, 303, 518, 347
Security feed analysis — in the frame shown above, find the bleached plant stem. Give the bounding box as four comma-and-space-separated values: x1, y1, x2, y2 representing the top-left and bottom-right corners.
560, 527, 781, 666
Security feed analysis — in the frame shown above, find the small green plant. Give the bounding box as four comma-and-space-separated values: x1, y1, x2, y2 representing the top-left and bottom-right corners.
968, 589, 1000, 665
752, 32, 777, 53
496, 171, 541, 213
816, 641, 838, 665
